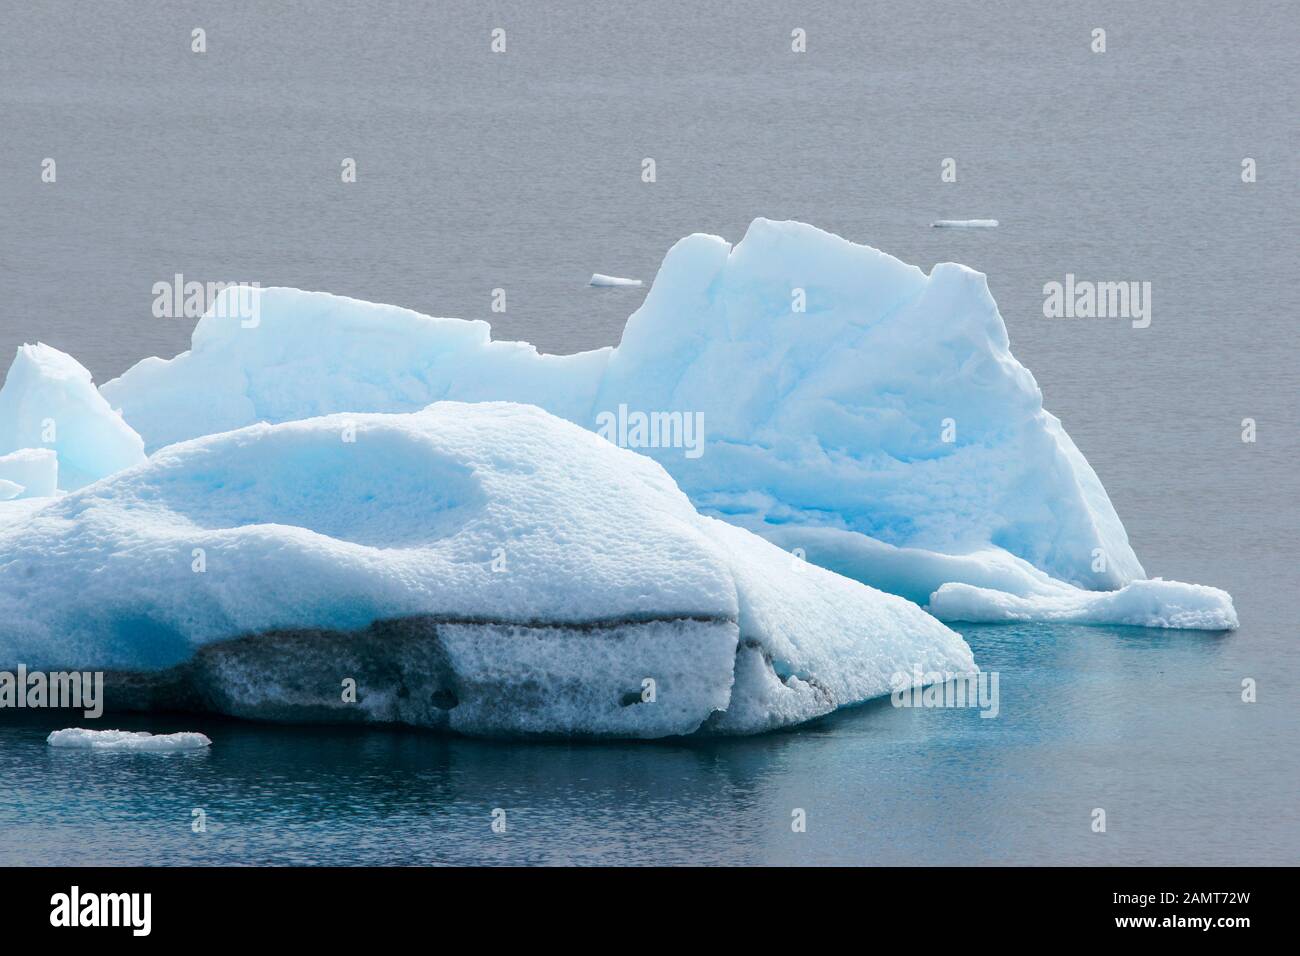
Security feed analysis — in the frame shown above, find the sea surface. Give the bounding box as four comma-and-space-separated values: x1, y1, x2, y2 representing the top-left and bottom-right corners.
0, 0, 1296, 864
0, 619, 1290, 866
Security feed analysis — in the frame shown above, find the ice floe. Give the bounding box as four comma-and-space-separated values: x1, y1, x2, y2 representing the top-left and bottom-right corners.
1, 402, 975, 737
47, 728, 211, 751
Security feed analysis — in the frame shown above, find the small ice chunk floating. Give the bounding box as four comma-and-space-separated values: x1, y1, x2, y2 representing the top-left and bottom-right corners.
47, 728, 212, 751
589, 273, 643, 287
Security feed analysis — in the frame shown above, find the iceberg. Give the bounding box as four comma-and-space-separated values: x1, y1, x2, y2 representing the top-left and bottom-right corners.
92, 218, 1232, 629
590, 273, 644, 287
0, 402, 975, 738
47, 728, 211, 751
0, 344, 146, 490
931, 219, 999, 228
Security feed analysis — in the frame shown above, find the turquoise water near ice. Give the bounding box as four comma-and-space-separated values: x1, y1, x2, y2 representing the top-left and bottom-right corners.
1, 621, 1289, 866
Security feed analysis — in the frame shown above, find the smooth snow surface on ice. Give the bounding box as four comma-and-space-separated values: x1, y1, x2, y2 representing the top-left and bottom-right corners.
0, 402, 974, 737
47, 728, 211, 750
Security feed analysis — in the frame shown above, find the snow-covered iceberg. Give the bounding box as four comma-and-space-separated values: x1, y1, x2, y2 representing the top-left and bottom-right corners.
92, 218, 1232, 629
0, 402, 975, 737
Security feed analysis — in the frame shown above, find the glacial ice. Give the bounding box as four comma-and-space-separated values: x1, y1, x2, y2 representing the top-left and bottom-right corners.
101, 219, 1126, 586
0, 402, 975, 737
0, 220, 1240, 738
92, 218, 1233, 630
47, 728, 211, 751
0, 448, 58, 499
929, 578, 1239, 630
0, 344, 145, 490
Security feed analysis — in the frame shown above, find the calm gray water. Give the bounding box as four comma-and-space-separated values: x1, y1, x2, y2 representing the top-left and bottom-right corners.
0, 1, 1296, 864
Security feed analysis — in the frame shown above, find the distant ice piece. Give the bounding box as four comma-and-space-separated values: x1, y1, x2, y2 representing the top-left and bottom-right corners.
931, 219, 999, 228
0, 448, 58, 499
590, 273, 644, 288
0, 402, 974, 738
88, 219, 1233, 629
0, 345, 145, 490
47, 728, 211, 751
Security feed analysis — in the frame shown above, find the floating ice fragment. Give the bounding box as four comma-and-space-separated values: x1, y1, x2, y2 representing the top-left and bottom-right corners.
47, 728, 212, 751
590, 273, 644, 287
931, 219, 999, 228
